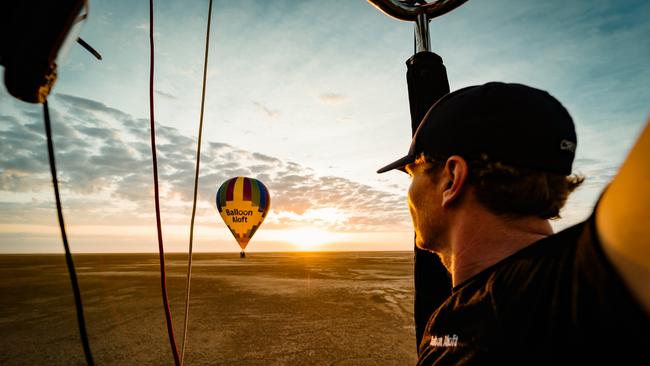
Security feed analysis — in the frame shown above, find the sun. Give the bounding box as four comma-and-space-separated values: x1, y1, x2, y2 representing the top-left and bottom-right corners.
284, 228, 338, 251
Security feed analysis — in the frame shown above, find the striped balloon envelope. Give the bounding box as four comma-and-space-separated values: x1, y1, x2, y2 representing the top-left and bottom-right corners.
216, 177, 270, 252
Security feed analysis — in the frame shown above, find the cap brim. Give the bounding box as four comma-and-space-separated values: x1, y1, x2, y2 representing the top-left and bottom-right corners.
376, 154, 414, 174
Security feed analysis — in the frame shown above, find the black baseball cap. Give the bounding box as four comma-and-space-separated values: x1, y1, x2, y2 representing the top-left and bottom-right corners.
377, 82, 577, 175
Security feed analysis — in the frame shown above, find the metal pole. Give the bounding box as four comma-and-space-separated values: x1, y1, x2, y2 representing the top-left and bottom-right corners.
414, 12, 430, 53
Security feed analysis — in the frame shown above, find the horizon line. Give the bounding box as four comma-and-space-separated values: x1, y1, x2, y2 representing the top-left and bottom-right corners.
0, 249, 415, 255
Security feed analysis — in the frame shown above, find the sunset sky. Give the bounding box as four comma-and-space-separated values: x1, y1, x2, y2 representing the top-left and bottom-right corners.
1, 0, 649, 253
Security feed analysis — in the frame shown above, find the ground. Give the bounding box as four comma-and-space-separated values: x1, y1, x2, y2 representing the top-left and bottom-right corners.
0, 252, 418, 365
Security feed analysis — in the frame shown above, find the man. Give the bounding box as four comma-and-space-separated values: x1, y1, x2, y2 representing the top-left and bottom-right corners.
377, 82, 650, 364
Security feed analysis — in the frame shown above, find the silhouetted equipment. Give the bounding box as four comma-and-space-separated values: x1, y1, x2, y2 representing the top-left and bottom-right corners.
407, 51, 454, 352
0, 0, 100, 103
367, 0, 467, 350
1, 2, 102, 364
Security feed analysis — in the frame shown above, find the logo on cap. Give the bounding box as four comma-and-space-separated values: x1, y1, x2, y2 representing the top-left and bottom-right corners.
560, 139, 576, 153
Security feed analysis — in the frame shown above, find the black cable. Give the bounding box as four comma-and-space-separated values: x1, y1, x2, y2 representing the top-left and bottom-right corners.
148, 0, 182, 364
43, 100, 95, 366
77, 38, 102, 60
180, 0, 214, 362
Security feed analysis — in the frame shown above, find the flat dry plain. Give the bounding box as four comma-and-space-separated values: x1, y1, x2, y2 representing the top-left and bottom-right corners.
0, 252, 417, 365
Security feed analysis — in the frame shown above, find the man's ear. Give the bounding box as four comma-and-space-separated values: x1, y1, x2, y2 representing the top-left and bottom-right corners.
441, 156, 469, 208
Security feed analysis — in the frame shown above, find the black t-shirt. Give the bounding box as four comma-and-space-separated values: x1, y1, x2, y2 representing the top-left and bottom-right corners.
417, 213, 650, 365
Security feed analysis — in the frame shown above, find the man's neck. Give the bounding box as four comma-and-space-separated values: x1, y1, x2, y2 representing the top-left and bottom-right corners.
446, 205, 554, 287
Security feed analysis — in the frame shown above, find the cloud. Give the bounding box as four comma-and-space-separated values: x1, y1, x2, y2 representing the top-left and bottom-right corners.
253, 101, 280, 119
335, 117, 353, 124
155, 90, 177, 100
134, 22, 160, 38
251, 152, 282, 164
0, 94, 410, 232
319, 93, 347, 106
55, 93, 130, 120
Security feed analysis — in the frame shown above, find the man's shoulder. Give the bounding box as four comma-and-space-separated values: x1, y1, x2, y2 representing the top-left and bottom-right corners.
506, 219, 587, 263
419, 217, 650, 364
490, 219, 588, 285
422, 218, 593, 345
450, 219, 588, 297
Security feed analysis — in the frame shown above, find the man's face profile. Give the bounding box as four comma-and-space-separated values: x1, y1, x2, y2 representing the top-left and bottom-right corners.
406, 159, 446, 253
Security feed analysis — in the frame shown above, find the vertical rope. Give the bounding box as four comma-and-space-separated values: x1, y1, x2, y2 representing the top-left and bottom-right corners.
148, 1, 182, 365
43, 101, 95, 365
180, 0, 214, 363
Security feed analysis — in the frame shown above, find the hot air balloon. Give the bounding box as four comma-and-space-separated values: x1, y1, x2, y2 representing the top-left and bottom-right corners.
216, 177, 270, 257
